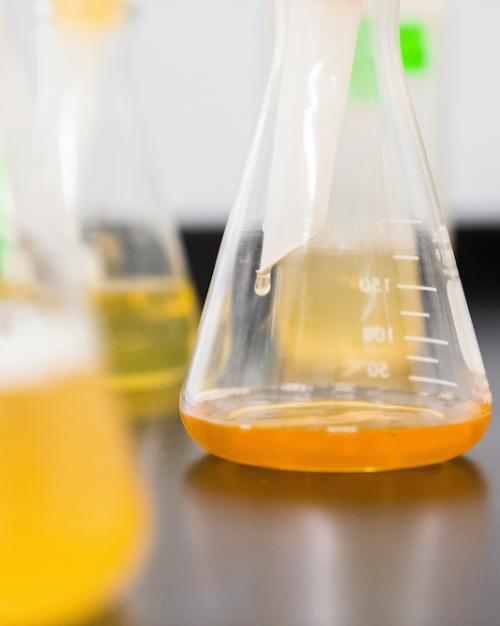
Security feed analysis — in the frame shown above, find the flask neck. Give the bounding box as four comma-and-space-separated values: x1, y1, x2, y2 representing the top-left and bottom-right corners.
365, 0, 402, 73
32, 8, 140, 216
34, 10, 135, 122
254, 0, 406, 279
272, 0, 401, 75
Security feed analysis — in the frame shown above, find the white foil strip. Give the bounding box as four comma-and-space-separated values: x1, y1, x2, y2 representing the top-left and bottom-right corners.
257, 0, 363, 290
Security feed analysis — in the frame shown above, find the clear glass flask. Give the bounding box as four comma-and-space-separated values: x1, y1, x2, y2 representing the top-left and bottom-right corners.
180, 0, 492, 472
33, 0, 198, 419
0, 132, 149, 625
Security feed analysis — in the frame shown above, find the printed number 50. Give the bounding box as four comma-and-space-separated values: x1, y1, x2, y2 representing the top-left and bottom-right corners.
367, 361, 390, 379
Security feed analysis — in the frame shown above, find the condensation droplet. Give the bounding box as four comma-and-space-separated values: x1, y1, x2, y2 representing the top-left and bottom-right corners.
254, 270, 271, 297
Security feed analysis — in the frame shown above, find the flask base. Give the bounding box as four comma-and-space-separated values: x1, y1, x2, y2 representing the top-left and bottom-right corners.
181, 400, 490, 472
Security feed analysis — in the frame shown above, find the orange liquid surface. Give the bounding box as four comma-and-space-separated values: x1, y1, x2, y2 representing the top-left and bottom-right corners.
182, 401, 491, 472
0, 373, 149, 626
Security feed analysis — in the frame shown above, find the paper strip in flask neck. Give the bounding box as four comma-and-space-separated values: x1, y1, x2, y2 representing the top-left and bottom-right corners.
256, 0, 362, 296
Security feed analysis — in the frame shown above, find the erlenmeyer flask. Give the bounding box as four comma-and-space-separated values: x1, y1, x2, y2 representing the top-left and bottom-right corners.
33, 0, 198, 419
181, 0, 491, 472
0, 135, 149, 624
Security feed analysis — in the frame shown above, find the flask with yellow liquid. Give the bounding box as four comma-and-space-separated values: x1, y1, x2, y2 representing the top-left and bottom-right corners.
32, 0, 198, 419
180, 0, 491, 472
0, 134, 149, 624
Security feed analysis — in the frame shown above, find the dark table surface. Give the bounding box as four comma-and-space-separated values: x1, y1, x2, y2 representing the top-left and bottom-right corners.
102, 300, 500, 626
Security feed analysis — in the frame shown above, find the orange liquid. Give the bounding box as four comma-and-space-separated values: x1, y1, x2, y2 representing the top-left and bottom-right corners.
182, 401, 491, 472
0, 373, 149, 626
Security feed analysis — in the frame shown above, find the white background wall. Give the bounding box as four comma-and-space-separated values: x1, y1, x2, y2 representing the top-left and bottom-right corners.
133, 0, 272, 226
447, 0, 500, 222
7, 0, 500, 227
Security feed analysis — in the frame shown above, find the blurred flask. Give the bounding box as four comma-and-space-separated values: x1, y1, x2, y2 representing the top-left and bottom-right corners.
32, 0, 198, 419
0, 132, 150, 624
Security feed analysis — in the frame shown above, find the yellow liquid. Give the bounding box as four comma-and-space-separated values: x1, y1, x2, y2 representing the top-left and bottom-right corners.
182, 400, 491, 472
0, 372, 149, 626
93, 278, 198, 418
275, 247, 424, 386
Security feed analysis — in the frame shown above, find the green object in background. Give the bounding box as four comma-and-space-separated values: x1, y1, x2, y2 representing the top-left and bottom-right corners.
401, 22, 430, 73
350, 20, 430, 103
350, 20, 379, 103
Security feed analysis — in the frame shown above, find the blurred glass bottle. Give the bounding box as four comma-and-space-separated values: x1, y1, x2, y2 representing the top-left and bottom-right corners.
33, 0, 198, 419
0, 130, 150, 624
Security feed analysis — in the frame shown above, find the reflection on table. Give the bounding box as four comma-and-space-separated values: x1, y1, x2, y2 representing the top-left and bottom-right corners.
121, 419, 490, 626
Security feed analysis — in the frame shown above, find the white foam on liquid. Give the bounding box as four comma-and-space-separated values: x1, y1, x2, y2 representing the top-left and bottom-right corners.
0, 302, 99, 390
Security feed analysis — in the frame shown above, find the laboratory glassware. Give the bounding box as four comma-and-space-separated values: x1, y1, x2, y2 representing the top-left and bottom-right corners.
33, 0, 198, 419
180, 0, 491, 472
0, 133, 149, 625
